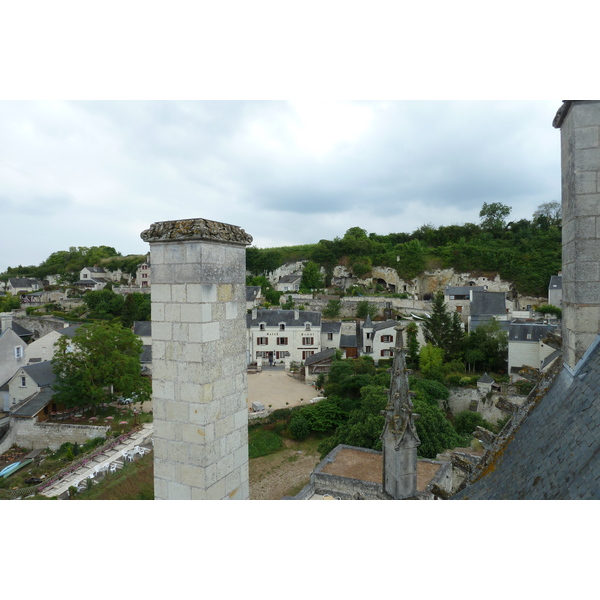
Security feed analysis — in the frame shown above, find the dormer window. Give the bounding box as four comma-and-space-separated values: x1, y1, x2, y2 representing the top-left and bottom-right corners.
259, 323, 266, 331
279, 324, 286, 331
305, 323, 311, 331
14, 346, 23, 359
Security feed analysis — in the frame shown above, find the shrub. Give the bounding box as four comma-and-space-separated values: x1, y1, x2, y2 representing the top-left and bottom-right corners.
515, 379, 535, 395
248, 429, 283, 458
289, 414, 311, 441
453, 411, 494, 437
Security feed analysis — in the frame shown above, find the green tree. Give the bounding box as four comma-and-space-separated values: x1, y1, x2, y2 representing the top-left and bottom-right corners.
356, 300, 378, 320
536, 304, 562, 319
405, 322, 420, 369
465, 318, 508, 373
533, 201, 561, 226
419, 344, 445, 382
422, 291, 464, 359
0, 292, 21, 312
52, 322, 151, 408
322, 299, 342, 318
300, 261, 324, 292
479, 202, 512, 231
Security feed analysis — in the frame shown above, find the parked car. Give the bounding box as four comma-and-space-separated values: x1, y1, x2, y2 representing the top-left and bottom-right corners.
117, 396, 133, 405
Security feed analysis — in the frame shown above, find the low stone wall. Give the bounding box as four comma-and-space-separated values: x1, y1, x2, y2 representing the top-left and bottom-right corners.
9, 419, 109, 451
15, 315, 72, 340
447, 388, 528, 425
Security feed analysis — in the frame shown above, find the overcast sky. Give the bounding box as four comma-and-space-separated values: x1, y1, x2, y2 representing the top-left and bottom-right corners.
0, 100, 562, 274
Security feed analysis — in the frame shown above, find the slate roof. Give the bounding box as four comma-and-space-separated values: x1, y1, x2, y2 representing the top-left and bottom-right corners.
549, 275, 562, 290
470, 291, 506, 316
340, 334, 357, 348
363, 315, 373, 329
453, 335, 600, 499
20, 361, 56, 387
247, 309, 321, 328
140, 345, 152, 363
278, 275, 302, 283
321, 322, 342, 334
372, 319, 398, 333
0, 322, 33, 339
509, 322, 556, 342
133, 321, 152, 337
8, 278, 43, 288
478, 372, 494, 384
469, 316, 510, 332
541, 349, 562, 370
85, 267, 107, 273
58, 325, 81, 339
304, 347, 336, 366
445, 286, 485, 296
246, 286, 261, 301
11, 388, 54, 418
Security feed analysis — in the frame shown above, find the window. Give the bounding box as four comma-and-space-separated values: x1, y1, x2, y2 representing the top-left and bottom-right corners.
365, 346, 372, 354
526, 333, 532, 340
83, 274, 88, 278
257, 337, 269, 345
14, 346, 23, 359
381, 335, 393, 343
277, 337, 288, 345
305, 323, 311, 331
279, 324, 286, 331
366, 332, 372, 340
381, 349, 394, 357
327, 333, 333, 341
456, 306, 462, 313
302, 337, 315, 346
259, 323, 266, 330
20, 376, 26, 387
449, 295, 455, 300
302, 350, 315, 360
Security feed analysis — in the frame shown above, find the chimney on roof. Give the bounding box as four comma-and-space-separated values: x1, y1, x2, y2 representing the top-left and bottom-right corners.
294, 309, 299, 320
553, 101, 600, 370
1, 312, 13, 332
252, 308, 257, 320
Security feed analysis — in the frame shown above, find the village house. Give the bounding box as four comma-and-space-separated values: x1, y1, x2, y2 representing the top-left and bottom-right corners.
5, 278, 45, 294
247, 308, 321, 366
73, 266, 110, 291
507, 321, 559, 382
444, 285, 486, 321
468, 290, 511, 332
548, 273, 562, 308
0, 314, 30, 411
136, 256, 151, 288
320, 322, 342, 350
246, 286, 262, 311
25, 324, 81, 364
274, 274, 302, 293
360, 316, 398, 364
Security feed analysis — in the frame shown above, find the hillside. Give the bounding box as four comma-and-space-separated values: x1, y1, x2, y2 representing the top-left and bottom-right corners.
246, 205, 562, 297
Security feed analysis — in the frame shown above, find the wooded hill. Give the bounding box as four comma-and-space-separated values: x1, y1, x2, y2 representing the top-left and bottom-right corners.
246, 203, 562, 297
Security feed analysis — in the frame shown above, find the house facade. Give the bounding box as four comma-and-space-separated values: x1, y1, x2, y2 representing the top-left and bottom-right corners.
508, 321, 558, 382
25, 325, 80, 364
74, 267, 110, 291
548, 274, 562, 308
0, 320, 28, 411
136, 257, 151, 288
247, 308, 321, 365
6, 278, 45, 294
274, 275, 302, 293
8, 361, 56, 407
360, 317, 399, 364
468, 290, 511, 331
321, 322, 342, 351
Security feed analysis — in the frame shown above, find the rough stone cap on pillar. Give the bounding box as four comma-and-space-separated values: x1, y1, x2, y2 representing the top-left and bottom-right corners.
140, 218, 253, 246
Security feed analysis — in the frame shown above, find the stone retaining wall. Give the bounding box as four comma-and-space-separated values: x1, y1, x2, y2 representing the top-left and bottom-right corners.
8, 420, 109, 451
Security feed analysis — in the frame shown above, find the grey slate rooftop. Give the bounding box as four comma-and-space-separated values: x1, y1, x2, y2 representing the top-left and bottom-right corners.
304, 347, 336, 366
340, 334, 357, 348
372, 319, 399, 333
549, 275, 562, 290
246, 286, 261, 302
247, 309, 321, 327
11, 388, 54, 418
509, 322, 556, 342
453, 335, 600, 499
133, 321, 152, 337
0, 321, 33, 339
470, 291, 506, 316
21, 361, 56, 387
321, 322, 342, 334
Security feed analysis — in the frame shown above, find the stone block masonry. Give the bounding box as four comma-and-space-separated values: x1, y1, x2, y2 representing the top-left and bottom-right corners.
554, 101, 600, 370
141, 218, 253, 500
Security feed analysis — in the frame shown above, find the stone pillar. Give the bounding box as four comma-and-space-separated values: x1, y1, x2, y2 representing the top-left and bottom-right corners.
381, 324, 420, 499
141, 218, 253, 499
553, 101, 600, 370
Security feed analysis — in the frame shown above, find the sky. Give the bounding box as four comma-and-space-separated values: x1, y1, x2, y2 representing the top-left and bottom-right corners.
0, 99, 563, 274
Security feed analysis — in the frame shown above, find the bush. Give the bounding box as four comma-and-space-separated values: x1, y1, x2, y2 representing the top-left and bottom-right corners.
289, 414, 311, 441
248, 429, 283, 458
453, 411, 494, 437
515, 379, 535, 395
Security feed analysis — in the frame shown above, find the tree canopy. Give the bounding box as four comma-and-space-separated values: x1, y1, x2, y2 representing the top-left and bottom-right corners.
52, 322, 151, 408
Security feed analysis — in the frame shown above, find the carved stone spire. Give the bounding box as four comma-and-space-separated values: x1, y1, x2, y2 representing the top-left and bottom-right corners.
381, 323, 420, 499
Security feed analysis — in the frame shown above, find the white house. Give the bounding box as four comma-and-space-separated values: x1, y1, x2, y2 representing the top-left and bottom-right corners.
73, 267, 110, 291
321, 322, 342, 351
274, 275, 302, 293
0, 314, 29, 411
136, 257, 151, 288
508, 321, 558, 382
548, 274, 562, 308
360, 317, 398, 364
25, 325, 81, 364
6, 278, 44, 294
246, 308, 321, 366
